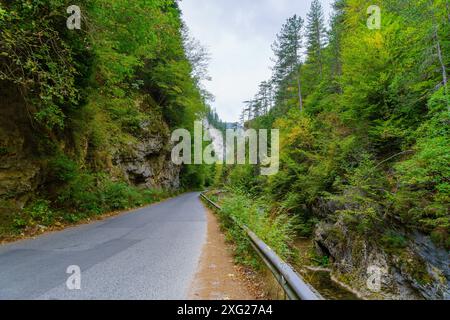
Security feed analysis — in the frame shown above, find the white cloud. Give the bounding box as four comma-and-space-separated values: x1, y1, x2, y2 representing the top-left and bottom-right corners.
180, 0, 334, 122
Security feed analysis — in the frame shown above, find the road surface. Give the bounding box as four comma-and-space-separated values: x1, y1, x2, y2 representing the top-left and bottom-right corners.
0, 192, 207, 299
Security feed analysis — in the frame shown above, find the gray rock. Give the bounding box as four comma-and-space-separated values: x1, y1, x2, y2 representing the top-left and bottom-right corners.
314, 217, 449, 300
114, 134, 180, 190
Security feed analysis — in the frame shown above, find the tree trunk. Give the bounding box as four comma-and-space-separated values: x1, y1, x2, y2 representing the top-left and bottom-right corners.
434, 27, 449, 111
447, 0, 450, 23
435, 31, 448, 86
430, 0, 449, 110
297, 67, 304, 112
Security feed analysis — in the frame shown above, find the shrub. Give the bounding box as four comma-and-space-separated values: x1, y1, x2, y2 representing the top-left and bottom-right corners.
141, 189, 167, 203
381, 230, 408, 252
219, 190, 297, 267
0, 146, 8, 156
48, 154, 79, 183
181, 165, 207, 190
228, 164, 263, 195
102, 181, 144, 210
57, 171, 171, 217
393, 106, 450, 242
57, 173, 102, 214
14, 199, 55, 229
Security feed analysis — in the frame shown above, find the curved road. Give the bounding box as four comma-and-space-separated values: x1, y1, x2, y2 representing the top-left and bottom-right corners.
0, 192, 207, 299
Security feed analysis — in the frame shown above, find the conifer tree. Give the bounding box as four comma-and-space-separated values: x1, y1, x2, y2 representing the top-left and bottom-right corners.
271, 15, 304, 111
306, 0, 327, 79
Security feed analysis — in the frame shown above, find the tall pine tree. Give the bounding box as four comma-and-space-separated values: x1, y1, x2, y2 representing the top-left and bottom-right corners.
306, 0, 327, 79
271, 15, 305, 111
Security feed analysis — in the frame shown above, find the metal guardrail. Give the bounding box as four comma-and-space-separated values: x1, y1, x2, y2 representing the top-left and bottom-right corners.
200, 192, 323, 300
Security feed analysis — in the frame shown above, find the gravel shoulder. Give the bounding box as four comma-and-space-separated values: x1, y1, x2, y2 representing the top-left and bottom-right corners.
189, 207, 265, 300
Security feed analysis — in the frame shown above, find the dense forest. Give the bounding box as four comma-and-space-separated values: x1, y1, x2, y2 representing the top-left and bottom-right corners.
212, 0, 449, 299
0, 0, 448, 300
0, 0, 211, 238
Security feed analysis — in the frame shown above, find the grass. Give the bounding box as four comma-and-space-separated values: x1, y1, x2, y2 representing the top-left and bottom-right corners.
208, 189, 298, 269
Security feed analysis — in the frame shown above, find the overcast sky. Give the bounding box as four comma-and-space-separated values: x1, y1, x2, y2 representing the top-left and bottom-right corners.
179, 0, 334, 122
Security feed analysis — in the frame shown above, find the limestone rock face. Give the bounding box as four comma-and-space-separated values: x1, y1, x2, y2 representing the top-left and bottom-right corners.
314, 218, 450, 300
113, 127, 180, 190
0, 84, 43, 211
0, 82, 181, 220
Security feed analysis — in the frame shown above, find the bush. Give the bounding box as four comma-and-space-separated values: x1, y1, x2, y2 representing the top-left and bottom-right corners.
141, 189, 168, 203
14, 200, 55, 229
393, 105, 450, 242
180, 165, 207, 190
219, 190, 297, 267
0, 146, 8, 156
48, 154, 79, 183
381, 230, 408, 252
102, 181, 144, 210
57, 171, 171, 218
430, 228, 450, 250
57, 173, 103, 214
228, 164, 263, 195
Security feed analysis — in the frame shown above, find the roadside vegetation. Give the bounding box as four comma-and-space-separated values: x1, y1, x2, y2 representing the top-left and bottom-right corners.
1, 179, 175, 242
210, 0, 449, 299
0, 0, 212, 239
218, 190, 297, 267
215, 0, 449, 250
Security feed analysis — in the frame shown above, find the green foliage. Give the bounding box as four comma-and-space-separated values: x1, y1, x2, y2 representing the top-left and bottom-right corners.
181, 164, 207, 190
228, 164, 263, 195
0, 0, 88, 130
310, 250, 331, 267
0, 146, 8, 156
381, 230, 408, 252
48, 155, 79, 183
57, 172, 171, 215
0, 0, 210, 237
219, 190, 297, 267
305, 0, 327, 79
221, 0, 449, 250
8, 174, 172, 235
140, 189, 169, 204
57, 173, 103, 214
102, 181, 144, 210
1, 0, 207, 182
14, 200, 55, 229
390, 89, 449, 238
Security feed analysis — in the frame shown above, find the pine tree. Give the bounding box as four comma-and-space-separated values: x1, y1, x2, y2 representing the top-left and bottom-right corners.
306, 0, 327, 79
252, 98, 262, 119
239, 109, 246, 126
271, 15, 304, 111
327, 0, 346, 93
255, 81, 273, 115
243, 100, 253, 121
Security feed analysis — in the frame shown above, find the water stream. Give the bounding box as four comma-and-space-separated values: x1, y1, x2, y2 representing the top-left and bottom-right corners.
294, 239, 359, 300
300, 269, 359, 300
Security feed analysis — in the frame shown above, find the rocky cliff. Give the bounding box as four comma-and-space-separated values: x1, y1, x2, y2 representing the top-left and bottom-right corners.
0, 83, 42, 211
0, 80, 180, 229
113, 133, 180, 190
314, 218, 450, 300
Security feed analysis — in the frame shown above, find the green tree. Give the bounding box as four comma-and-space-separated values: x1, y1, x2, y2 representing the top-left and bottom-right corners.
271, 15, 305, 111
306, 0, 328, 79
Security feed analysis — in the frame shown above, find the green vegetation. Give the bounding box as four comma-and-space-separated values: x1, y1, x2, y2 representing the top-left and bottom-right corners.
216, 0, 449, 265
0, 0, 209, 238
210, 191, 297, 268
13, 184, 171, 231
380, 230, 408, 253
56, 173, 170, 214
0, 146, 8, 156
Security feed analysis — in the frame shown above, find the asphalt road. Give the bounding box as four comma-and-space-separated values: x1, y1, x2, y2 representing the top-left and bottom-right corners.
0, 192, 207, 300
